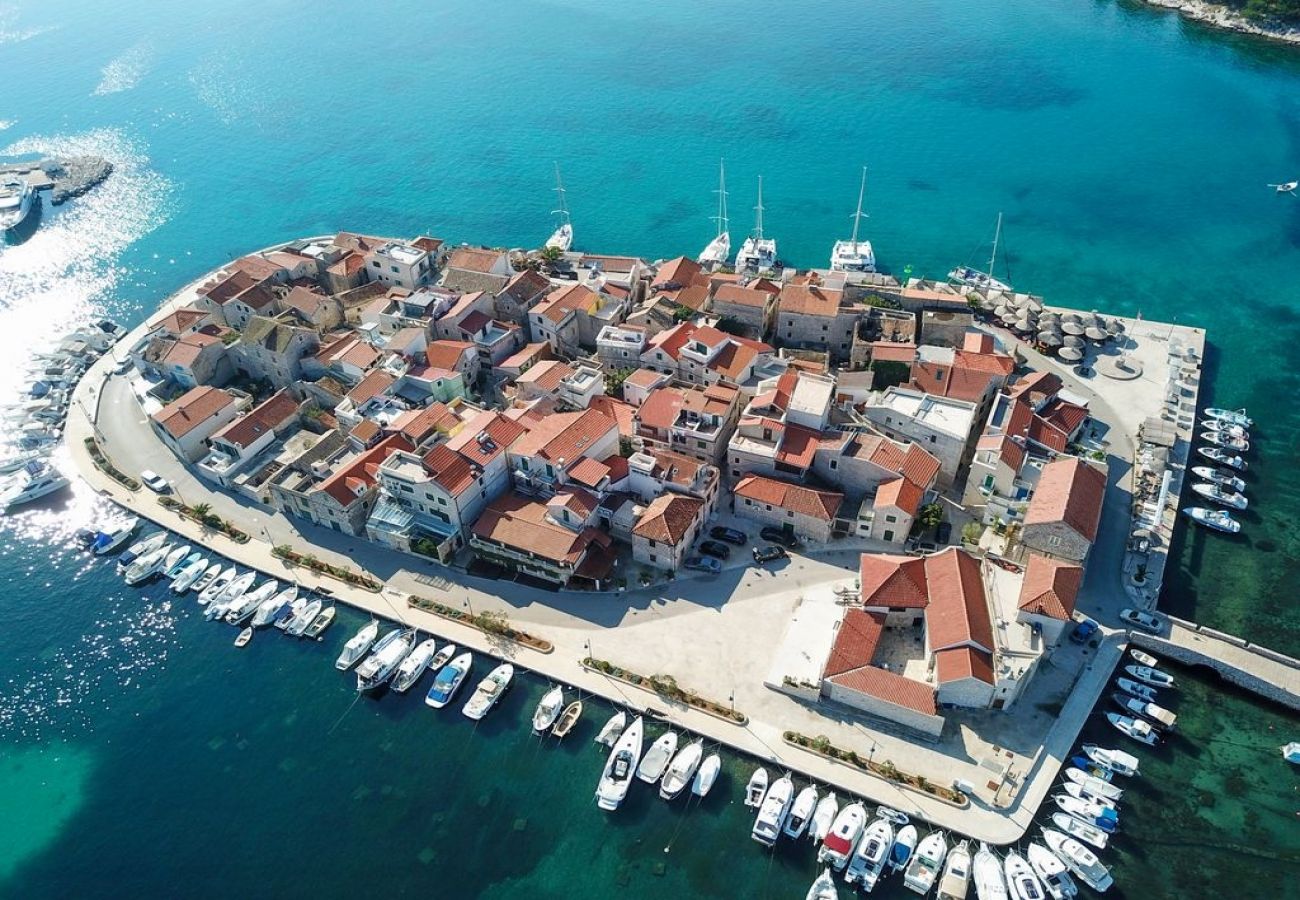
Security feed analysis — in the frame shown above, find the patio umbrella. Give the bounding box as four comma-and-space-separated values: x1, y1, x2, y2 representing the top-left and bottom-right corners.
1061, 321, 1085, 335
1023, 298, 1044, 314
1062, 311, 1081, 323
1064, 335, 1085, 349
1106, 318, 1125, 335
1037, 331, 1063, 346
980, 294, 999, 311
1015, 314, 1035, 332
1084, 326, 1108, 341
994, 304, 1014, 318
1058, 345, 1083, 362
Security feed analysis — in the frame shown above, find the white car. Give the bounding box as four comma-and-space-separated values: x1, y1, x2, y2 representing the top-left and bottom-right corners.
140, 470, 171, 493
1119, 608, 1163, 634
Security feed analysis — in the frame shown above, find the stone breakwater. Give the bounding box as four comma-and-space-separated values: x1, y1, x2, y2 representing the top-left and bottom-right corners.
1143, 0, 1300, 45
0, 155, 114, 204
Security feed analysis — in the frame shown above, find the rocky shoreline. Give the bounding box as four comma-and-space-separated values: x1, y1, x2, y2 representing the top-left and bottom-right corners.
1142, 0, 1300, 45
0, 155, 113, 205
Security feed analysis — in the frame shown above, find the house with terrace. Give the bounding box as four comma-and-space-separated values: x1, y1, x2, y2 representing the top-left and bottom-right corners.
494, 269, 552, 334
150, 385, 245, 462
506, 407, 620, 499
530, 284, 625, 357
639, 321, 778, 393
634, 382, 740, 466
469, 490, 614, 588
138, 325, 233, 389
269, 433, 413, 536
774, 282, 859, 362
278, 285, 342, 332
861, 386, 978, 488
198, 388, 302, 488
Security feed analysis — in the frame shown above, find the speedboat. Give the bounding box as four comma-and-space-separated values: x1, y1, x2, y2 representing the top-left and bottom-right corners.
1061, 783, 1118, 818
425, 652, 472, 709
1081, 744, 1139, 777
169, 556, 209, 593
1124, 664, 1175, 688
1195, 446, 1246, 470
1191, 465, 1246, 493
225, 579, 279, 625
336, 620, 380, 670
595, 715, 643, 811
123, 545, 171, 586
1063, 768, 1123, 802
1025, 842, 1077, 900
903, 830, 947, 894
750, 773, 793, 846
1107, 712, 1159, 746
1052, 794, 1117, 832
1049, 813, 1109, 850
252, 585, 297, 627
973, 843, 1008, 900
1199, 429, 1248, 452
357, 628, 416, 692
1004, 852, 1046, 900
119, 531, 166, 567
692, 753, 720, 798
659, 739, 704, 800
1282, 742, 1300, 764
782, 784, 818, 839
531, 686, 565, 733
0, 177, 35, 230
1202, 419, 1248, 439
285, 597, 322, 636
92, 517, 139, 556
428, 643, 456, 673
161, 546, 195, 579
196, 566, 236, 605
1041, 829, 1112, 893
636, 731, 679, 783
806, 868, 838, 900
1118, 607, 1163, 633
1115, 676, 1159, 702
744, 767, 768, 808
1204, 407, 1251, 428
890, 823, 919, 874
1191, 482, 1247, 510
845, 818, 893, 890
809, 792, 839, 843
0, 448, 50, 475
595, 711, 627, 747
937, 839, 971, 900
391, 637, 438, 693
819, 802, 868, 870
307, 607, 335, 637
1111, 693, 1177, 729
1, 460, 69, 510
462, 662, 513, 719
206, 573, 253, 619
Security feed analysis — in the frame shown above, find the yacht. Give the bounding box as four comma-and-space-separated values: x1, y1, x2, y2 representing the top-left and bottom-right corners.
1199, 429, 1248, 452
425, 651, 473, 708
1190, 465, 1246, 493
1061, 783, 1119, 819
1063, 768, 1123, 802
225, 579, 279, 625
595, 710, 627, 747
252, 585, 297, 628
744, 767, 768, 807
806, 869, 838, 900
1052, 794, 1118, 831
1195, 446, 1246, 470
845, 817, 893, 890
0, 448, 50, 475
357, 628, 416, 692
1204, 407, 1252, 428
1, 460, 69, 510
973, 844, 1008, 900
949, 213, 1013, 293
733, 176, 777, 271
545, 162, 573, 252
123, 545, 171, 586
1191, 481, 1247, 510
1115, 676, 1160, 703
890, 823, 919, 874
1025, 842, 1078, 900
1281, 741, 1300, 764
829, 166, 877, 272
205, 571, 256, 619
697, 159, 731, 266
462, 662, 513, 719
819, 801, 868, 870
659, 739, 703, 800
782, 783, 818, 839
937, 840, 972, 900
531, 686, 565, 733
1182, 505, 1241, 533
1107, 711, 1160, 746
161, 545, 195, 579
336, 620, 381, 670
691, 752, 720, 798
1081, 744, 1139, 777
595, 715, 643, 811
1048, 813, 1109, 850
0, 177, 35, 230
285, 597, 322, 637
904, 830, 948, 894
1123, 664, 1175, 688
1004, 851, 1047, 900
196, 566, 236, 605
809, 792, 839, 843
750, 773, 793, 847
636, 730, 679, 784
92, 517, 140, 556
391, 637, 439, 693
169, 556, 209, 593
1040, 829, 1112, 893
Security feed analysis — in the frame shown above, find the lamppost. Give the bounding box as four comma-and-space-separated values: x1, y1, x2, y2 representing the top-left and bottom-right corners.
729, 691, 735, 716
584, 638, 591, 663
463, 593, 474, 617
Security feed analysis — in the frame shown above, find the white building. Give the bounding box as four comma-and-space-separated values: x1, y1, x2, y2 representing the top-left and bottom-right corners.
365, 241, 434, 290
861, 386, 977, 488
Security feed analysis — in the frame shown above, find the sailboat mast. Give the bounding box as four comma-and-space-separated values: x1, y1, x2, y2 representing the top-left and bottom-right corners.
754, 176, 764, 240
850, 166, 867, 250
988, 212, 1002, 279
714, 159, 729, 239
553, 162, 569, 225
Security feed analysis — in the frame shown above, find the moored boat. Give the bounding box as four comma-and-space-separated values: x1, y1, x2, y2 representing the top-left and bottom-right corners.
252, 585, 297, 628
1025, 842, 1077, 900
903, 830, 947, 894
274, 596, 306, 631
0, 177, 35, 230
1111, 693, 1177, 729
0, 459, 68, 510
937, 839, 971, 900
810, 792, 839, 844
190, 561, 224, 594
595, 715, 643, 811
206, 571, 256, 619
845, 817, 893, 890
750, 773, 793, 847
1191, 481, 1247, 510
1063, 768, 1123, 802
1124, 663, 1175, 688
1199, 429, 1248, 451
697, 159, 731, 267
1004, 851, 1046, 900
890, 823, 919, 874
225, 578, 279, 625
973, 843, 1008, 900
285, 597, 322, 636
1107, 711, 1160, 746
1282, 741, 1300, 764
234, 626, 253, 648
123, 545, 171, 586
304, 605, 335, 638
692, 753, 721, 797
818, 801, 868, 870
636, 731, 679, 784
119, 530, 166, 566
1048, 813, 1109, 850
425, 652, 472, 709
659, 739, 704, 800
552, 700, 582, 738
949, 212, 1013, 293
196, 565, 236, 605
1195, 446, 1246, 470
1204, 407, 1251, 428
877, 806, 910, 826
1041, 829, 1112, 893
595, 711, 627, 747
93, 517, 139, 556
1190, 465, 1246, 493
1081, 744, 1139, 777
169, 556, 209, 593
531, 685, 565, 733
461, 662, 513, 719
356, 628, 416, 692
1115, 676, 1159, 702
829, 166, 876, 273
782, 783, 818, 839
1052, 794, 1117, 832
391, 637, 438, 693
806, 868, 838, 900
1062, 783, 1119, 818
161, 545, 194, 579
744, 767, 768, 808
428, 642, 456, 673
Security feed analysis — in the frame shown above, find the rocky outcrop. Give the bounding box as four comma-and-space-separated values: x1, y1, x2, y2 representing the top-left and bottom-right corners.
1143, 0, 1300, 45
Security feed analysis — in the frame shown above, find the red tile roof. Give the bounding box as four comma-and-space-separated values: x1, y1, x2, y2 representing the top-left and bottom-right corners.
632, 494, 705, 544
823, 609, 887, 678
853, 434, 942, 489
446, 410, 528, 465
976, 433, 1026, 472
923, 547, 994, 653
447, 247, 504, 273
318, 434, 413, 507
388, 402, 459, 445
516, 359, 574, 393
873, 477, 925, 517
934, 647, 995, 686
152, 307, 208, 335
511, 408, 616, 467
713, 283, 773, 310
472, 493, 610, 565
652, 256, 704, 290
567, 456, 612, 489
587, 396, 637, 438
911, 346, 1015, 404
1024, 457, 1106, 543
213, 389, 298, 450
859, 553, 930, 609
346, 369, 396, 405
734, 474, 842, 522
422, 443, 480, 497
870, 342, 918, 364
636, 387, 684, 432
152, 386, 237, 439
825, 665, 936, 716
773, 423, 821, 471
1008, 371, 1063, 405
778, 284, 842, 317
535, 283, 599, 324
424, 340, 475, 371
1039, 398, 1089, 436
1018, 554, 1083, 620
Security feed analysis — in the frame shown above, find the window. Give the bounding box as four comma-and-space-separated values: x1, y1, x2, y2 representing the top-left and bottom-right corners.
649, 539, 657, 548
744, 498, 752, 506
883, 529, 894, 541
649, 553, 657, 562
391, 265, 399, 274
929, 435, 936, 443
829, 460, 838, 470
885, 514, 897, 523
982, 474, 995, 491
786, 510, 794, 517
372, 261, 380, 268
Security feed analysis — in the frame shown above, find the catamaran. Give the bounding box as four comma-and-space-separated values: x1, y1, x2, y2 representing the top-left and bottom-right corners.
734, 176, 777, 271
545, 162, 573, 252
462, 662, 513, 719
356, 628, 416, 692
336, 620, 380, 670
595, 715, 643, 811
949, 213, 1013, 293
829, 166, 876, 273
697, 159, 731, 266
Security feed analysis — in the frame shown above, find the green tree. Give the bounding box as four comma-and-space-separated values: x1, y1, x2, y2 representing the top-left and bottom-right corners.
918, 502, 944, 531
604, 367, 634, 398
672, 304, 695, 323
540, 245, 563, 263
871, 360, 910, 389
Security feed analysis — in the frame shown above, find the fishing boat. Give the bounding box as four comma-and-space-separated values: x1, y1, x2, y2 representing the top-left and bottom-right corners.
1204, 407, 1252, 428
531, 686, 565, 733
1111, 693, 1177, 729
336, 621, 379, 670
357, 628, 416, 692
1041, 829, 1112, 893
425, 652, 472, 709
697, 159, 731, 266
1052, 794, 1118, 831
206, 571, 256, 619
819, 801, 868, 870
462, 662, 513, 719
1107, 712, 1159, 746
285, 597, 322, 637
750, 773, 794, 847
196, 565, 235, 605
93, 517, 139, 556
161, 545, 194, 579
1081, 744, 1139, 777
1130, 647, 1159, 666
782, 783, 818, 839
973, 843, 1008, 900
659, 739, 704, 800
428, 642, 456, 673
119, 531, 166, 567
552, 700, 582, 738
733, 176, 777, 271
169, 556, 209, 593
1048, 813, 1109, 850
595, 711, 627, 747
0, 177, 35, 230
1190, 465, 1246, 493
1199, 430, 1249, 452
904, 830, 947, 894
595, 715, 643, 811
1273, 180, 1299, 194
1, 460, 69, 510
225, 578, 279, 625
806, 868, 838, 900
1115, 676, 1159, 703
937, 840, 971, 900
1124, 664, 1175, 688
123, 545, 171, 586
1025, 842, 1077, 900
829, 166, 876, 273
1282, 742, 1300, 764
692, 753, 720, 798
1063, 768, 1123, 802
1195, 446, 1246, 470
252, 585, 297, 628
744, 767, 769, 808
545, 162, 573, 252
1182, 505, 1240, 533
949, 213, 1014, 293
810, 792, 840, 844
1061, 783, 1119, 818
391, 637, 439, 693
891, 823, 919, 874
1004, 852, 1046, 900
1191, 482, 1248, 510
234, 626, 253, 648
636, 730, 679, 783
845, 817, 893, 889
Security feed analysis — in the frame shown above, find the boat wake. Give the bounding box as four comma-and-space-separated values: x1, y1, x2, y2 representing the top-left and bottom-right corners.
0, 6, 58, 45
93, 41, 154, 96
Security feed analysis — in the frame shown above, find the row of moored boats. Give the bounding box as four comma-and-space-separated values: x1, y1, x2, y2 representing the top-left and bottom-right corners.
1184, 408, 1254, 535
595, 715, 722, 811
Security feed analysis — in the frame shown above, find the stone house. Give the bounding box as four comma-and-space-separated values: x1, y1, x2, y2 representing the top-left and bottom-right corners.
1021, 456, 1107, 563
732, 474, 843, 543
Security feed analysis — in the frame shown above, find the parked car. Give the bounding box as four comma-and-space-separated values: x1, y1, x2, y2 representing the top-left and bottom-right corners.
1120, 608, 1164, 634
698, 540, 731, 560
1069, 615, 1100, 645
709, 526, 747, 546
936, 521, 952, 544
684, 555, 722, 575
140, 470, 171, 493
752, 544, 788, 564
759, 526, 801, 549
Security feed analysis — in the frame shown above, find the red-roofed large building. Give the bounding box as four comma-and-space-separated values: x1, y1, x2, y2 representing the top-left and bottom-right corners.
635, 382, 741, 466
530, 284, 625, 357
507, 408, 620, 496
150, 386, 244, 461
270, 433, 414, 535
200, 388, 302, 486
1022, 456, 1107, 563
1016, 553, 1084, 648
470, 492, 614, 587
631, 493, 707, 571
733, 474, 843, 542
774, 283, 859, 362
639, 320, 776, 390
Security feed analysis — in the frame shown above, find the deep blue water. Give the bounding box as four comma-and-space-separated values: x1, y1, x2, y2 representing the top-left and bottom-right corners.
1, 0, 1298, 896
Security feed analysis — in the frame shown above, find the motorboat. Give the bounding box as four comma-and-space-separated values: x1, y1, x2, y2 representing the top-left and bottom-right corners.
1130, 647, 1159, 667
425, 652, 472, 709
1191, 465, 1246, 493
937, 839, 971, 900
1204, 407, 1251, 428
595, 715, 643, 811
1004, 852, 1046, 900
1195, 446, 1246, 470
1025, 842, 1077, 900
818, 801, 868, 870
1040, 829, 1112, 893
733, 176, 777, 271
1107, 712, 1159, 746
973, 843, 1008, 900
225, 579, 279, 625
1124, 664, 1175, 688
1081, 744, 1139, 777
428, 643, 456, 673
595, 711, 627, 747
74, 526, 98, 549
123, 545, 170, 586
697, 160, 731, 267
1115, 676, 1159, 703
692, 753, 720, 798
165, 550, 203, 582
744, 767, 768, 808
1111, 693, 1177, 729
750, 773, 793, 846
545, 163, 573, 252
93, 517, 139, 556
196, 566, 235, 605
161, 546, 195, 579
234, 626, 253, 648
0, 448, 50, 476
1, 460, 69, 510
903, 830, 948, 894
829, 166, 876, 273
1052, 794, 1117, 831
357, 628, 416, 692
845, 818, 893, 890
1199, 429, 1248, 452
252, 585, 297, 627
169, 556, 209, 593
552, 700, 582, 738
949, 213, 1014, 293
285, 597, 322, 637
336, 620, 381, 670
1182, 506, 1240, 533
531, 686, 565, 733
205, 568, 251, 614
659, 739, 704, 800
782, 783, 818, 839
809, 792, 839, 843
806, 868, 838, 900
0, 177, 35, 230
461, 662, 513, 719
120, 531, 166, 567
890, 823, 919, 874
1063, 768, 1123, 802
1191, 481, 1248, 510
1282, 742, 1300, 764
391, 637, 439, 693
1061, 783, 1119, 818
1049, 813, 1109, 850
636, 731, 679, 783
877, 806, 910, 826
1202, 419, 1248, 439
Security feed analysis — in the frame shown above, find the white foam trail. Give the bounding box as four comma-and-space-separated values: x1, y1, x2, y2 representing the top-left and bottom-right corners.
94, 41, 154, 96
0, 5, 57, 44
0, 120, 14, 131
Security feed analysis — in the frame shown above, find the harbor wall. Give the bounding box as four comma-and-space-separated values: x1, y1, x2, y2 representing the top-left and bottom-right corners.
1129, 627, 1300, 713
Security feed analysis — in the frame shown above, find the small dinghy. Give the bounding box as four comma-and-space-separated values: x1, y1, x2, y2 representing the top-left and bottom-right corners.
904, 830, 948, 895
1124, 664, 1175, 688
1049, 812, 1109, 850
1282, 742, 1300, 765
937, 838, 971, 900
1115, 676, 1159, 702
809, 792, 839, 843
1107, 712, 1160, 746
1129, 647, 1159, 666
595, 711, 627, 747
692, 753, 721, 797
1064, 768, 1123, 802
1081, 744, 1139, 777
818, 801, 868, 871
1004, 851, 1046, 900
532, 686, 565, 733
890, 823, 918, 874
806, 868, 838, 900
635, 730, 678, 784
972, 843, 1008, 900
783, 784, 819, 839
659, 740, 703, 800
552, 700, 582, 739
234, 627, 253, 648
1026, 842, 1077, 900
744, 766, 768, 808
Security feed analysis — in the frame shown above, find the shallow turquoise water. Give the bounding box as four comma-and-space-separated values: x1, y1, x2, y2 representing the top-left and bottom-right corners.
1, 0, 1299, 896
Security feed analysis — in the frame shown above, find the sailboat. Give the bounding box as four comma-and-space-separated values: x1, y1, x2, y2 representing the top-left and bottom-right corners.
1270, 180, 1298, 195
949, 213, 1013, 293
697, 159, 731, 267
829, 166, 877, 273
545, 163, 573, 252
734, 176, 777, 271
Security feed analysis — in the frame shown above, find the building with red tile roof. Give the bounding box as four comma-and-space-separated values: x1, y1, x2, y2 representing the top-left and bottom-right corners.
631, 494, 707, 571
733, 474, 843, 542
469, 492, 613, 586
151, 386, 243, 461
1022, 456, 1107, 563
507, 408, 620, 491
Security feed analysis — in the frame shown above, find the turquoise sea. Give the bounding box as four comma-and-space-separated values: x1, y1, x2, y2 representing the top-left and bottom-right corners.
1, 0, 1298, 896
